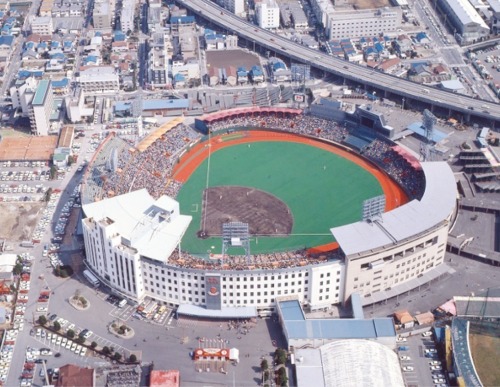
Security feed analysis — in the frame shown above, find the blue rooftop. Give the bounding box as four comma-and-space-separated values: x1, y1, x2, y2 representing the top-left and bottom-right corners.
285, 318, 395, 340
280, 300, 305, 321
51, 78, 69, 88
170, 16, 195, 24
114, 102, 132, 112
174, 73, 186, 82
0, 35, 14, 47
278, 299, 395, 342
142, 99, 189, 110
113, 31, 126, 41
273, 61, 286, 71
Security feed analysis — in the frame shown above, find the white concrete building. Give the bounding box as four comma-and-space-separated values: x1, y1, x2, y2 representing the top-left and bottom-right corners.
78, 66, 120, 93
10, 77, 38, 117
327, 7, 402, 39
65, 88, 93, 123
147, 32, 171, 89
223, 0, 245, 16
256, 0, 280, 29
332, 162, 456, 306
28, 80, 54, 136
82, 186, 346, 313
31, 16, 53, 35
121, 0, 137, 33
82, 189, 192, 301
93, 0, 112, 30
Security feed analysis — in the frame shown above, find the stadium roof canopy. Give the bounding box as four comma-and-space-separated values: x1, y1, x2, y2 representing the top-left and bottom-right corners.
330, 162, 456, 257
295, 340, 405, 387
82, 189, 192, 263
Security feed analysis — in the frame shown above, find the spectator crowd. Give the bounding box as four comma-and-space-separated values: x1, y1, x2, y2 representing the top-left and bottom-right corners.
361, 139, 425, 199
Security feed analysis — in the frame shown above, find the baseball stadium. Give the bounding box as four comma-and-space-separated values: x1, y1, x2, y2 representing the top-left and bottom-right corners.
81, 107, 457, 317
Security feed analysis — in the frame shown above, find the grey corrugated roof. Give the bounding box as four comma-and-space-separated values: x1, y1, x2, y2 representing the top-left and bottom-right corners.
443, 0, 489, 28
285, 318, 395, 340
331, 162, 456, 257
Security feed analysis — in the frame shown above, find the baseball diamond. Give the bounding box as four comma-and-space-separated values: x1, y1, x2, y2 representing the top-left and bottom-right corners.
174, 130, 406, 256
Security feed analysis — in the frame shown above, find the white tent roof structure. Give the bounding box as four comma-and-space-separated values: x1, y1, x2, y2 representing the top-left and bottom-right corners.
295, 340, 404, 387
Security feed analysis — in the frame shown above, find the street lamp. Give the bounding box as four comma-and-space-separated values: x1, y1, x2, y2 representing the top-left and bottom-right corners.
402, 97, 405, 111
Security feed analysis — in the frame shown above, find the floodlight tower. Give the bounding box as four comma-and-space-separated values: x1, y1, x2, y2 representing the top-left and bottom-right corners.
420, 109, 437, 161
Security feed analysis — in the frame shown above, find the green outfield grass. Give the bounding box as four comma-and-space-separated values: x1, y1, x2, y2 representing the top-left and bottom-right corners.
176, 141, 382, 256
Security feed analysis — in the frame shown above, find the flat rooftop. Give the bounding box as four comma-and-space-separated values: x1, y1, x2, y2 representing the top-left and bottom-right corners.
32, 80, 50, 106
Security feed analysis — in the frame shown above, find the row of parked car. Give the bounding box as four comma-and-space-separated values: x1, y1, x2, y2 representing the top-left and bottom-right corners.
0, 170, 50, 182
32, 190, 62, 243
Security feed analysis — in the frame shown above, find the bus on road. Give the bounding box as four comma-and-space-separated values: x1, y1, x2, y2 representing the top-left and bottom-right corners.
83, 269, 100, 287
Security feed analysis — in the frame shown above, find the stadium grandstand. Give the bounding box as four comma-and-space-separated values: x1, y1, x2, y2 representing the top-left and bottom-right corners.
81, 107, 457, 316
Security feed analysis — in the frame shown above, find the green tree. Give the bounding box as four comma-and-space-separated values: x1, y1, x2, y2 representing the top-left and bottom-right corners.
49, 166, 57, 180
90, 341, 98, 349
38, 315, 47, 325
66, 329, 75, 339
13, 263, 23, 275
76, 336, 85, 344
102, 346, 111, 355
53, 321, 61, 331
129, 354, 137, 363
278, 367, 288, 386
44, 188, 53, 202
113, 352, 122, 361
80, 297, 88, 307
274, 349, 287, 365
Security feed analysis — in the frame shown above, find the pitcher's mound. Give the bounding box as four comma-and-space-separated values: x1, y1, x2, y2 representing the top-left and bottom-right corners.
199, 186, 293, 237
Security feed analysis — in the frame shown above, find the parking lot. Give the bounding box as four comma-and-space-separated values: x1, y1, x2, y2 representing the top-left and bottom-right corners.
398, 332, 447, 386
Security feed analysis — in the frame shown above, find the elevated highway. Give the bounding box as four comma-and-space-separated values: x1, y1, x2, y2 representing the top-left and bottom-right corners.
175, 0, 500, 125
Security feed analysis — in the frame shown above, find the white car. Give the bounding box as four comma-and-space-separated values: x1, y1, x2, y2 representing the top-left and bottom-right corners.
400, 355, 411, 361
37, 307, 48, 312
403, 366, 414, 372
422, 331, 433, 337
430, 361, 441, 365
430, 366, 442, 371
83, 330, 93, 339
396, 337, 407, 342
425, 348, 437, 353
